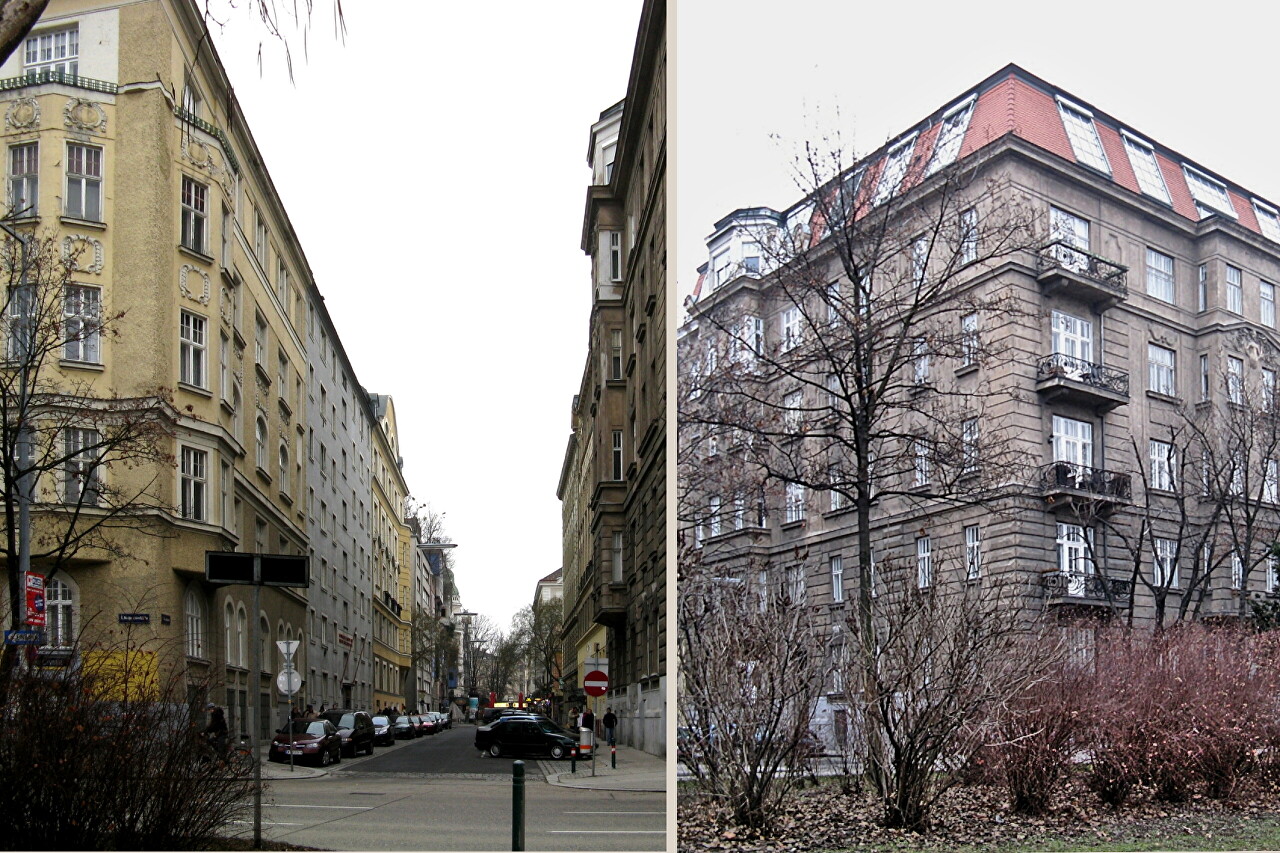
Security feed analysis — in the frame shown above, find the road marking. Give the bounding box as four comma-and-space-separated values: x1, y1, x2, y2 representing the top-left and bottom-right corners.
547, 831, 667, 834
272, 804, 375, 810
564, 811, 665, 815
231, 820, 305, 826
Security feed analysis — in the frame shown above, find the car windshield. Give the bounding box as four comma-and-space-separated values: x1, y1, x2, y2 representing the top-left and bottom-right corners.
395, 716, 412, 723
338, 714, 357, 728
283, 721, 326, 737
372, 716, 389, 726
539, 721, 571, 736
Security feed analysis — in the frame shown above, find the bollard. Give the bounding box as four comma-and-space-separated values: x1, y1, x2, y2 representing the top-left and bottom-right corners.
611, 743, 616, 769
570, 746, 576, 774
512, 760, 525, 851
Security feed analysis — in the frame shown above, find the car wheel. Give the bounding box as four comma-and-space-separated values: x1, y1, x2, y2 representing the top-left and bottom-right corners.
550, 744, 565, 760
319, 748, 332, 767
488, 743, 502, 758
334, 747, 342, 763
365, 740, 374, 756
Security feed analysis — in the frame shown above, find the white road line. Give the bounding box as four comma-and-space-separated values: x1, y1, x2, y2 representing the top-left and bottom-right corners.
231, 820, 305, 826
547, 830, 667, 834
563, 811, 665, 815
271, 804, 375, 810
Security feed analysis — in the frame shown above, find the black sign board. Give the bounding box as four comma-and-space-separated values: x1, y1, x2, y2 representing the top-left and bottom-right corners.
117, 613, 150, 624
205, 552, 309, 588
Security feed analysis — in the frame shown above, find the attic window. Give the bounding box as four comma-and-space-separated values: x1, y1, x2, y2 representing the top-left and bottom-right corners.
1183, 164, 1237, 219
1056, 97, 1110, 175
1121, 131, 1170, 205
871, 135, 917, 206
1253, 199, 1280, 242
926, 96, 975, 176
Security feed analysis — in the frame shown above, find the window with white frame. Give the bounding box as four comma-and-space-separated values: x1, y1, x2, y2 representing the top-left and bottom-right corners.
1154, 537, 1178, 589
913, 438, 931, 487
1266, 458, 1279, 504
254, 209, 268, 262
1148, 344, 1175, 396
1149, 439, 1175, 491
1198, 264, 1207, 312
185, 587, 204, 658
278, 444, 289, 494
732, 494, 745, 530
64, 143, 101, 221
180, 446, 207, 521
1200, 354, 1211, 402
965, 524, 982, 580
181, 175, 207, 253
63, 427, 99, 505
1183, 164, 1237, 219
962, 418, 979, 474
220, 206, 232, 268
1228, 356, 1244, 404
1231, 551, 1244, 590
825, 281, 841, 324
612, 430, 623, 480
872, 135, 917, 205
9, 142, 37, 216
707, 494, 721, 538
712, 250, 729, 287
1263, 282, 1276, 328
743, 241, 761, 275
609, 232, 622, 282
1057, 98, 1110, 174
235, 604, 247, 667
785, 481, 806, 523
829, 463, 845, 511
1253, 199, 1280, 242
960, 313, 978, 366
609, 329, 623, 379
781, 307, 801, 352
960, 207, 978, 264
179, 311, 207, 388
913, 338, 930, 384
916, 536, 933, 589
254, 313, 267, 367
826, 372, 840, 409
1226, 264, 1243, 314
1146, 248, 1174, 303
611, 530, 624, 581
1121, 131, 1170, 204
911, 234, 929, 284
43, 578, 74, 648
785, 565, 806, 603
63, 285, 99, 363
24, 27, 77, 77
1265, 367, 1277, 409
1269, 553, 1280, 595
927, 97, 975, 175
783, 389, 803, 432
255, 416, 267, 469
1056, 523, 1094, 576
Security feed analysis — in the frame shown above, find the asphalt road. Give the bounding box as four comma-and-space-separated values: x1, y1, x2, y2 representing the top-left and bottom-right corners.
242, 726, 667, 851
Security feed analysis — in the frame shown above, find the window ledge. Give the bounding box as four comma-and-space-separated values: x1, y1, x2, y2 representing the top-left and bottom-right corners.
178, 244, 214, 265
178, 381, 213, 398
781, 519, 806, 530
954, 362, 980, 378
59, 359, 103, 372
255, 466, 272, 484
254, 363, 272, 385
1146, 390, 1182, 405
60, 215, 105, 231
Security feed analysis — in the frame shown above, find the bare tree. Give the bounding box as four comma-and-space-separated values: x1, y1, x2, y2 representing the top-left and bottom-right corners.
512, 598, 562, 698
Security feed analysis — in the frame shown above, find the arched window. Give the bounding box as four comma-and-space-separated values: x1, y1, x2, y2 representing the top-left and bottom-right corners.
255, 417, 267, 469
224, 601, 234, 663
278, 444, 289, 494
259, 615, 269, 672
185, 587, 204, 658
235, 603, 247, 667
44, 577, 76, 649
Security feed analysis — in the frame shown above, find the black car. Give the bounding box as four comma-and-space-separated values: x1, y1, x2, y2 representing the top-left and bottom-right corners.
321, 709, 375, 757
475, 716, 578, 759
392, 715, 418, 739
370, 715, 395, 746
269, 719, 342, 766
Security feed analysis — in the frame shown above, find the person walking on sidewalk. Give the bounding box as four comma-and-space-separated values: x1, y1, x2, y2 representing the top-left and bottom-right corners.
581, 706, 595, 737
602, 707, 617, 746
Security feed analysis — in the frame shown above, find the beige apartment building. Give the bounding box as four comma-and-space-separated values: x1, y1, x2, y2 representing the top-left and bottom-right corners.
559, 0, 665, 757
682, 64, 1280, 749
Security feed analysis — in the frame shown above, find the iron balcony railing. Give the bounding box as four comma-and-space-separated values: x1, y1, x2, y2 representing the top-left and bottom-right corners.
0, 69, 117, 94
1036, 353, 1129, 396
1037, 240, 1128, 297
1041, 461, 1132, 501
1044, 570, 1133, 602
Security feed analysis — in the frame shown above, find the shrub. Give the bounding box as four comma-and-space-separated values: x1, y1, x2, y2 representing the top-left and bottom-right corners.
995, 668, 1086, 815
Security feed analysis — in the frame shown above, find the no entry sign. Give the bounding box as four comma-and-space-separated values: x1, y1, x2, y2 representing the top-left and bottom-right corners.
583, 669, 609, 697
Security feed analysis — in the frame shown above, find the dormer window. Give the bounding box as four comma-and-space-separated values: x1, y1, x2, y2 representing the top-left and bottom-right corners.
926, 96, 975, 175
1056, 97, 1110, 175
1182, 164, 1237, 219
871, 135, 917, 206
24, 27, 78, 78
1121, 131, 1170, 205
1254, 199, 1280, 242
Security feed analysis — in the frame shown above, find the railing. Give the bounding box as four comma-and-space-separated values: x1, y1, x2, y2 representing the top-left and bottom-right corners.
1036, 353, 1129, 396
1037, 240, 1128, 297
0, 69, 116, 94
1044, 571, 1132, 602
1041, 461, 1132, 500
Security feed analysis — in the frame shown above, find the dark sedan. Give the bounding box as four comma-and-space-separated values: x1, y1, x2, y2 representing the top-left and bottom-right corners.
269, 719, 342, 766
475, 716, 578, 759
321, 710, 375, 757
392, 715, 418, 739
370, 715, 395, 746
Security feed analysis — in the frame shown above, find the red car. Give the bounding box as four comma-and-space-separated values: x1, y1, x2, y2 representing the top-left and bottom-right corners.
269, 719, 343, 766
415, 715, 437, 736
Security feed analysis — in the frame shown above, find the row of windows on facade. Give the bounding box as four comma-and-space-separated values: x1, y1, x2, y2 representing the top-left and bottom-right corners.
183, 589, 304, 668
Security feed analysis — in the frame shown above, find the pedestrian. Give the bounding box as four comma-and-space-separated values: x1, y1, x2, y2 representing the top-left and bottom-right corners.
290, 705, 302, 720
569, 706, 578, 729
602, 707, 617, 746
581, 705, 595, 736
203, 702, 228, 760
303, 704, 317, 720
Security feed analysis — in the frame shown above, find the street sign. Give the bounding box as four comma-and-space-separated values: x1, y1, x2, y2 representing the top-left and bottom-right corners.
4, 629, 44, 645
276, 639, 299, 659
277, 669, 302, 695
583, 669, 609, 697
25, 572, 45, 627
118, 613, 150, 624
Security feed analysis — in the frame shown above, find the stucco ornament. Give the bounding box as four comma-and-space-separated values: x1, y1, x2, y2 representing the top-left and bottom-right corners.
179, 264, 211, 305
63, 98, 107, 133
220, 284, 234, 325
5, 98, 39, 131
61, 235, 104, 274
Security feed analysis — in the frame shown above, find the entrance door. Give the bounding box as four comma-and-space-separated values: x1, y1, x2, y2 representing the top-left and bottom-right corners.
1051, 311, 1093, 379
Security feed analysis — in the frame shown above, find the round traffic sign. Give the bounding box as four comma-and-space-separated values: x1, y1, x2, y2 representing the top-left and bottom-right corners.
276, 669, 301, 695
583, 669, 609, 697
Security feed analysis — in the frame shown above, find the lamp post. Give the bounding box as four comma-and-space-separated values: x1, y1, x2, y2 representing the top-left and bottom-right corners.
0, 222, 33, 637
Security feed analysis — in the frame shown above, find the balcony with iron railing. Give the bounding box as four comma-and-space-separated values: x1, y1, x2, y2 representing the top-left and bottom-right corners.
1043, 569, 1132, 607
1041, 461, 1131, 515
1036, 241, 1128, 310
1035, 353, 1129, 412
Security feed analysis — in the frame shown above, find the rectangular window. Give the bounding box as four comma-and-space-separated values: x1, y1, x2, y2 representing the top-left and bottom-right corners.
913, 338, 930, 384
961, 418, 979, 474
1253, 199, 1280, 242
708, 495, 721, 538
9, 142, 37, 216
611, 531, 624, 583
180, 446, 208, 521
63, 427, 99, 505
828, 463, 845, 511
1265, 367, 1277, 409
826, 281, 840, 324
1183, 164, 1237, 219
63, 285, 100, 363
965, 524, 982, 580
611, 430, 623, 480
732, 493, 745, 530
181, 175, 208, 253
1200, 354, 1211, 402
785, 481, 806, 523
913, 438, 931, 487
781, 307, 801, 352
1198, 264, 1207, 312
1263, 282, 1276, 328
783, 389, 803, 432
24, 27, 77, 77
830, 555, 844, 603
1121, 131, 1170, 204
960, 312, 978, 365
1148, 344, 1176, 397
1057, 97, 1110, 174
1266, 459, 1279, 504
785, 565, 806, 604
1146, 248, 1174, 303
1154, 537, 1178, 589
1149, 439, 1175, 491
742, 241, 761, 275
254, 313, 267, 367
872, 134, 917, 205
926, 96, 975, 175
254, 209, 268, 262
609, 329, 623, 379
1226, 264, 1243, 314
711, 250, 729, 288
1231, 552, 1244, 590
180, 311, 207, 388
960, 207, 978, 263
911, 234, 928, 283
608, 232, 622, 282
1228, 356, 1244, 404
916, 536, 933, 589
65, 143, 102, 221
1056, 523, 1094, 576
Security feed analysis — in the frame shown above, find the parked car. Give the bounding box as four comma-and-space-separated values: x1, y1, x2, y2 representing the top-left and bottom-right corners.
415, 714, 436, 736
392, 715, 418, 739
320, 709, 375, 757
371, 715, 395, 746
269, 719, 342, 766
431, 711, 450, 731
478, 707, 532, 725
437, 712, 453, 730
475, 716, 579, 759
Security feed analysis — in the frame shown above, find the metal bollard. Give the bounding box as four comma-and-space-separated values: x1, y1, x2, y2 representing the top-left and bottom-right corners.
570, 746, 576, 774
611, 743, 616, 769
512, 760, 525, 851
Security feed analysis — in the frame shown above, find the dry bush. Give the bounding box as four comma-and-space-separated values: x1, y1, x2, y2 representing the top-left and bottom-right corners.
994, 664, 1088, 815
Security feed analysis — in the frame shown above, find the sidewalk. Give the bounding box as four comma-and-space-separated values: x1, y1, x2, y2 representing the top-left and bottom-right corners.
539, 743, 667, 793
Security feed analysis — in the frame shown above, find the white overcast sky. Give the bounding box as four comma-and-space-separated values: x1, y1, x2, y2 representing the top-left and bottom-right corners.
207, 1, 641, 629
675, 0, 1280, 304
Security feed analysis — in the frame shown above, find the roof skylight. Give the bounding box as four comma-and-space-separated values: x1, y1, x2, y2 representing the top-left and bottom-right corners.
1121, 131, 1170, 205
1056, 97, 1111, 175
1183, 164, 1237, 219
925, 96, 976, 176
1253, 199, 1280, 242
871, 135, 917, 206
